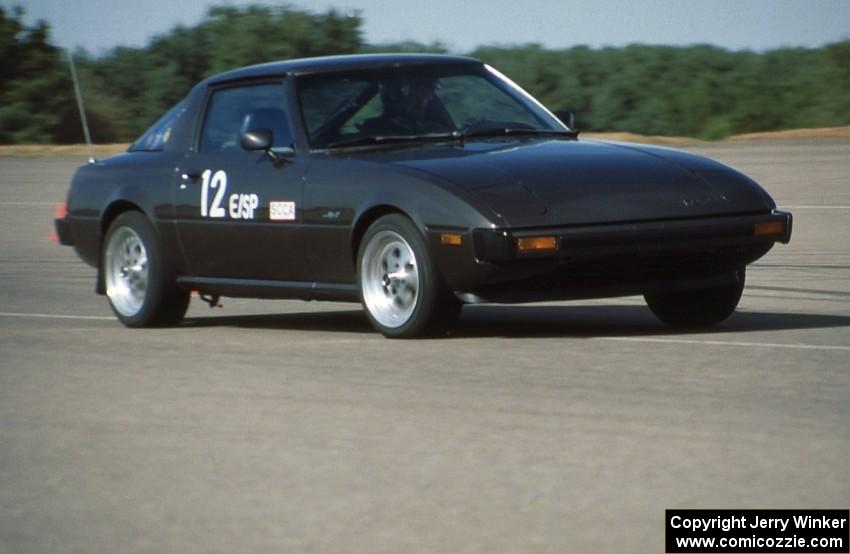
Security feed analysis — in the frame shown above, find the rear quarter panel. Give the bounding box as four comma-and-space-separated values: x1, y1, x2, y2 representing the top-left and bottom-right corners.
67, 152, 185, 272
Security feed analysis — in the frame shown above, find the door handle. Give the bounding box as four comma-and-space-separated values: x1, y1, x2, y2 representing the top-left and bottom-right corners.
181, 172, 202, 182
179, 171, 202, 189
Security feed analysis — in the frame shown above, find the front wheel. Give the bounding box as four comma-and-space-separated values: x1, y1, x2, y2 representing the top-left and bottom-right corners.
102, 211, 189, 327
644, 268, 745, 328
357, 214, 460, 338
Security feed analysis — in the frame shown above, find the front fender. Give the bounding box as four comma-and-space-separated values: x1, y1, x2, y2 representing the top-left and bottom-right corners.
303, 157, 498, 285
350, 184, 497, 292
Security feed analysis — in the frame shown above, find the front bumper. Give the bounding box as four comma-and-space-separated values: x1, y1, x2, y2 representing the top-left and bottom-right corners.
473, 210, 792, 263
430, 210, 792, 302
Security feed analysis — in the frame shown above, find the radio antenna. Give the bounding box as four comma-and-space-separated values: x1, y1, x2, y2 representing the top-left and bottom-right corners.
67, 50, 96, 164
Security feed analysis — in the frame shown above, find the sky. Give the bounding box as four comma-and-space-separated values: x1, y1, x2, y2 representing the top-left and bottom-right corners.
13, 0, 850, 55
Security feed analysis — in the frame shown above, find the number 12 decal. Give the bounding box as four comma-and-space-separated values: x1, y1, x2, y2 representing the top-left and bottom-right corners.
198, 169, 259, 220
200, 169, 227, 218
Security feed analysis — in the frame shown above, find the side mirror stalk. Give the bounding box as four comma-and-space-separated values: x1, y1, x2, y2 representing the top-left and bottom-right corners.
266, 146, 295, 166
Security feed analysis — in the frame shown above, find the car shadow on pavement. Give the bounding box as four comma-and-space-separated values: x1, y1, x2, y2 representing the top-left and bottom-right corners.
181, 304, 850, 338
182, 309, 377, 333
449, 305, 850, 338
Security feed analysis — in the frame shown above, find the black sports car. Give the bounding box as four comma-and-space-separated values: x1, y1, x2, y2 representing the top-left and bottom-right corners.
55, 54, 792, 337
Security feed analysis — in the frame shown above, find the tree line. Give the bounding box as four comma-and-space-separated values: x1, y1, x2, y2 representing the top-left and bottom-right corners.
1, 3, 848, 143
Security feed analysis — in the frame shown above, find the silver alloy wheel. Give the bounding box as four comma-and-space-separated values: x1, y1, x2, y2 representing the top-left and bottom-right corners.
360, 230, 420, 328
104, 226, 149, 317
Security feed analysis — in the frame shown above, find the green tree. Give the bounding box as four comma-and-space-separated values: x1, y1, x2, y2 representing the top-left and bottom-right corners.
86, 4, 364, 139
2, 2, 850, 143
0, 5, 71, 143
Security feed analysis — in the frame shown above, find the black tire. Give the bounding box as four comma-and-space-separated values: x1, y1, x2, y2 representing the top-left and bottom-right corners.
357, 214, 460, 338
644, 268, 745, 328
102, 211, 189, 327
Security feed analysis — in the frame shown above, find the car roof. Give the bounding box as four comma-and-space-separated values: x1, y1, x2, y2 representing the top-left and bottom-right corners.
202, 53, 482, 86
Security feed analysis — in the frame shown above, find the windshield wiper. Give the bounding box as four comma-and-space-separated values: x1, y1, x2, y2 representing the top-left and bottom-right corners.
325, 132, 461, 150
324, 127, 574, 150
461, 127, 577, 139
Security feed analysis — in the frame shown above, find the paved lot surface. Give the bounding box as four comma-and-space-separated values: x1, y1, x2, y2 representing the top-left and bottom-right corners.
1, 142, 848, 553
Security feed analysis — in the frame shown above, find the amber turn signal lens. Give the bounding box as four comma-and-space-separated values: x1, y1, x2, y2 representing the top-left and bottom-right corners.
516, 235, 558, 252
753, 221, 784, 236
440, 233, 463, 246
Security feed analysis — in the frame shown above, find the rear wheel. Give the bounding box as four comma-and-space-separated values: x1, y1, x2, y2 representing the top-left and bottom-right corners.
644, 268, 745, 328
357, 214, 460, 338
102, 211, 189, 327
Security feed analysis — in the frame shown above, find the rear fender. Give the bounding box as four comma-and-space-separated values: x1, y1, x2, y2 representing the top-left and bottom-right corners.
96, 186, 177, 294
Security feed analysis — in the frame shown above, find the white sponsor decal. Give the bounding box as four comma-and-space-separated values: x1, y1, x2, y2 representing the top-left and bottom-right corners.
270, 201, 296, 221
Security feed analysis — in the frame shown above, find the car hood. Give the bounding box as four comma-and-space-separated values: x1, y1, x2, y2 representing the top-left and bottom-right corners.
373, 138, 775, 226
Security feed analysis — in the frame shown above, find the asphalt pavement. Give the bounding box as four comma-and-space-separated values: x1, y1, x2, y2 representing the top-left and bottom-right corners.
1, 141, 848, 553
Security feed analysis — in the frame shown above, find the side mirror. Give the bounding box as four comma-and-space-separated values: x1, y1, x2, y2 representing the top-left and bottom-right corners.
553, 110, 576, 130
241, 128, 293, 165
241, 128, 273, 152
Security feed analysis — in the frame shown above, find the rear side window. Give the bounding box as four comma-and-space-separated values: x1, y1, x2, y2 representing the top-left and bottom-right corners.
130, 100, 187, 151
200, 83, 293, 153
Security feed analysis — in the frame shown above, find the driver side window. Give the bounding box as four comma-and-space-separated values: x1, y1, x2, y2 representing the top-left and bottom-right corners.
200, 82, 293, 153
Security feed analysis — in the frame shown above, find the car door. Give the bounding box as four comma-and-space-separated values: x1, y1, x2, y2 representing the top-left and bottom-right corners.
173, 80, 310, 281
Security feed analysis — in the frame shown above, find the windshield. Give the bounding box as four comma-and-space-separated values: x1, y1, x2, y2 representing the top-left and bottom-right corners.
296, 63, 566, 149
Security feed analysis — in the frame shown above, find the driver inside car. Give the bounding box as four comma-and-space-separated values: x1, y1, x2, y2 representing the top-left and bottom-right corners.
358, 76, 452, 135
